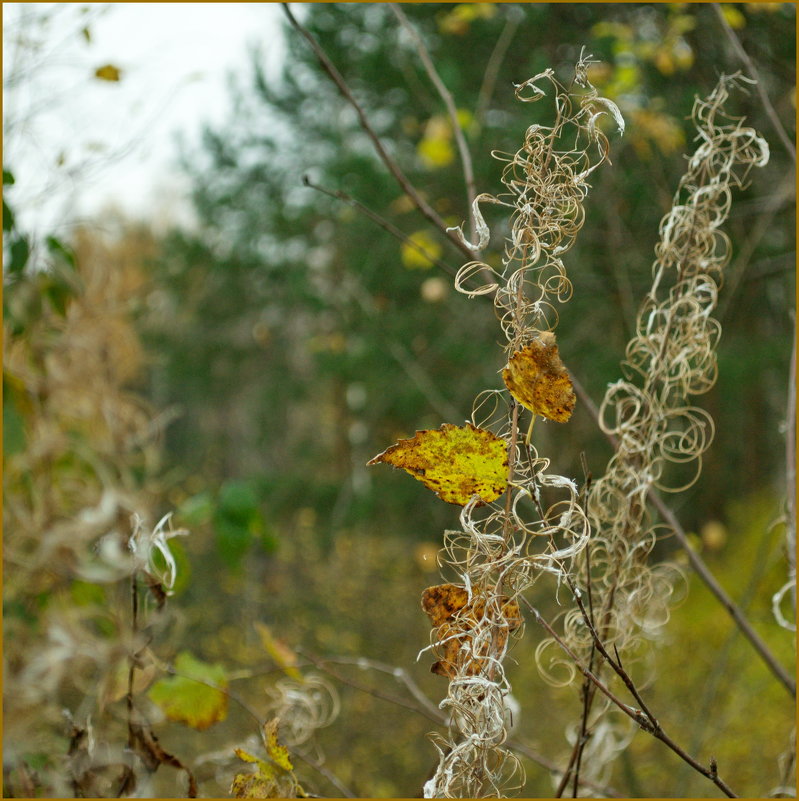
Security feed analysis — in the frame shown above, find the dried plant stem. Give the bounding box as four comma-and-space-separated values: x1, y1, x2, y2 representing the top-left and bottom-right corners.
118, 573, 140, 797
281, 3, 476, 262
571, 375, 796, 698
390, 3, 478, 243
525, 598, 738, 798
712, 3, 796, 163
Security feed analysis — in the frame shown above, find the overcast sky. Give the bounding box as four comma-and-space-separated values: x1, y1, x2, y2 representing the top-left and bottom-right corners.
3, 2, 287, 237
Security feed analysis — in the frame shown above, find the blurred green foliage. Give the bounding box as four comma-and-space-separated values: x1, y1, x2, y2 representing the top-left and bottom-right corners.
139, 3, 794, 795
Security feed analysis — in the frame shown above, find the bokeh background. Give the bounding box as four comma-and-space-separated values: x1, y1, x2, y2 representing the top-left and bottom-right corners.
3, 3, 796, 798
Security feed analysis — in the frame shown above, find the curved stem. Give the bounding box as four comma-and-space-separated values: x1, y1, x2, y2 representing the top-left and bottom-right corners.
390, 4, 478, 246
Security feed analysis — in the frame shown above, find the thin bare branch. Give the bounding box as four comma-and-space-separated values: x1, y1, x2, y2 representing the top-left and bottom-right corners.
390, 4, 478, 245
712, 3, 796, 163
281, 3, 476, 261
475, 6, 522, 126
650, 490, 796, 697
524, 598, 739, 798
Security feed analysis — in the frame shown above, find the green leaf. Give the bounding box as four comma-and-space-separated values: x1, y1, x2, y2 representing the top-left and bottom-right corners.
46, 235, 77, 270
9, 236, 30, 274
177, 491, 214, 526
148, 652, 228, 730
3, 199, 15, 232
218, 480, 259, 522
43, 275, 74, 316
3, 168, 15, 186
69, 580, 107, 607
214, 515, 253, 569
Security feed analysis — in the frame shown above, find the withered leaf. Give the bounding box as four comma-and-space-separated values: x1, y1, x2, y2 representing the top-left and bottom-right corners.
230, 721, 299, 799
367, 423, 508, 505
94, 64, 122, 82
502, 332, 576, 423
147, 651, 228, 731
421, 583, 522, 678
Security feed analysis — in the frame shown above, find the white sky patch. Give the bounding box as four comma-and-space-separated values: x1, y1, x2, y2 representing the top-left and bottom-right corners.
3, 2, 286, 236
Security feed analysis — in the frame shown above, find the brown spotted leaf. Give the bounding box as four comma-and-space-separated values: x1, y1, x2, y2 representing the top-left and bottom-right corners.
502, 333, 576, 423
367, 423, 508, 505
421, 583, 522, 678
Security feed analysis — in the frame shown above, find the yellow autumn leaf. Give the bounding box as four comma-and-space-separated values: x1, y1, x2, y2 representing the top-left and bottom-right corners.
263, 718, 293, 772
94, 64, 122, 82
502, 333, 576, 423
439, 3, 496, 35
231, 751, 284, 799
230, 722, 298, 799
401, 230, 442, 270
147, 651, 228, 730
367, 423, 508, 505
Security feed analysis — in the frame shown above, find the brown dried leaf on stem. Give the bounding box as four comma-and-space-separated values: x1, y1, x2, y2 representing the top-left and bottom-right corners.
421, 584, 522, 678
502, 333, 576, 423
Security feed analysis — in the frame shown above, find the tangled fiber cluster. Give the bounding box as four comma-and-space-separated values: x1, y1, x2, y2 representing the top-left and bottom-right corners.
536, 73, 770, 784
423, 56, 621, 798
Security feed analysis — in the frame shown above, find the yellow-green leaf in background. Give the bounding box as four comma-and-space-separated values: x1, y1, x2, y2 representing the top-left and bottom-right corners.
254, 622, 304, 682
148, 651, 228, 730
368, 423, 508, 506
263, 718, 293, 772
417, 115, 454, 168
401, 230, 442, 270
439, 3, 496, 35
94, 64, 122, 82
417, 137, 454, 168
721, 4, 746, 28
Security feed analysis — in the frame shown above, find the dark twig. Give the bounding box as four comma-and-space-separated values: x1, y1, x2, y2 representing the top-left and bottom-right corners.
281, 3, 476, 261
572, 374, 796, 698
524, 598, 739, 798
570, 545, 598, 799
712, 3, 796, 164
